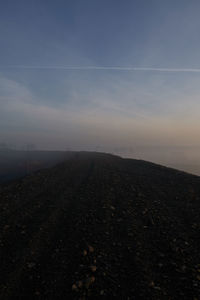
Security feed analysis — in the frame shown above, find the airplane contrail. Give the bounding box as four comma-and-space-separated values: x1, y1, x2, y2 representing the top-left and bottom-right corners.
2, 65, 200, 72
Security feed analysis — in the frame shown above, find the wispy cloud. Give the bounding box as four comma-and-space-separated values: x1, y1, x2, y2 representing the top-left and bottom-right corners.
1, 74, 200, 148
2, 66, 200, 73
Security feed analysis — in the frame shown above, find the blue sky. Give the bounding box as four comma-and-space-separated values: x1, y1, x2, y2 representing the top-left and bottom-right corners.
1, 0, 200, 67
1, 0, 200, 171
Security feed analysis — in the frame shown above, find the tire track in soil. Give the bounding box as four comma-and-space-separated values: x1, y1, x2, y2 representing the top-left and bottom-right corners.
0, 159, 96, 299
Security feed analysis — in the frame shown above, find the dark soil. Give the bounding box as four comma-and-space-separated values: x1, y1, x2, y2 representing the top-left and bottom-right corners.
0, 152, 200, 299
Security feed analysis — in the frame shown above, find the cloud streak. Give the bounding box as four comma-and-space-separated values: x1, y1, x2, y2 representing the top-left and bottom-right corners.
2, 66, 200, 73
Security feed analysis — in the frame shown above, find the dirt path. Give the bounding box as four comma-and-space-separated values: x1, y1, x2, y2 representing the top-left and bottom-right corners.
0, 152, 200, 299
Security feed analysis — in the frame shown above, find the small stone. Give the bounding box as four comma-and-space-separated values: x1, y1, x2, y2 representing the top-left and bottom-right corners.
100, 290, 104, 295
78, 280, 83, 288
110, 206, 115, 210
85, 276, 95, 288
72, 284, 78, 291
88, 245, 94, 253
4, 225, 10, 230
91, 276, 95, 281
154, 286, 161, 291
35, 291, 40, 296
90, 265, 97, 272
149, 281, 155, 287
159, 253, 165, 258
27, 262, 36, 269
181, 265, 186, 271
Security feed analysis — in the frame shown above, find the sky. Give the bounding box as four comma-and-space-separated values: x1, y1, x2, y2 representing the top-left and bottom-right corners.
1, 0, 200, 173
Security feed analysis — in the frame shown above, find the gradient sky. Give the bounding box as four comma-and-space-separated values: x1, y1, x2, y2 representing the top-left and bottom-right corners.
1, 0, 200, 172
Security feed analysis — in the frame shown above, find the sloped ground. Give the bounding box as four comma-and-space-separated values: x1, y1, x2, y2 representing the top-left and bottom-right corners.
0, 152, 200, 299
0, 150, 75, 183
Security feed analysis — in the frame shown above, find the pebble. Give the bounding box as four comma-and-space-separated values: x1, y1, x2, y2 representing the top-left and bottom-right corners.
27, 262, 36, 269
85, 276, 95, 288
72, 283, 78, 291
88, 245, 94, 253
78, 280, 83, 288
90, 265, 97, 272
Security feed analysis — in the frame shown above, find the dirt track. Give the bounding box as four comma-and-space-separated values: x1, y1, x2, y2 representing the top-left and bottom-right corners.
0, 152, 200, 299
